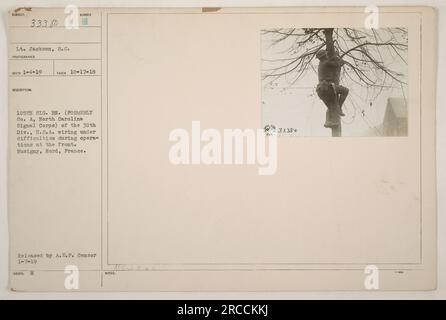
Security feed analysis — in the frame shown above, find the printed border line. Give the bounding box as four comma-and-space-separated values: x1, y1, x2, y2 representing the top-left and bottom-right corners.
103, 11, 423, 271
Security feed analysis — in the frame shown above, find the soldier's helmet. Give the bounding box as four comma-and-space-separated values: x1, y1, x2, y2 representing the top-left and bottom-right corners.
316, 49, 327, 60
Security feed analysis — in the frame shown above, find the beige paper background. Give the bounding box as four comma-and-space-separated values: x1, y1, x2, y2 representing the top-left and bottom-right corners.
7, 6, 437, 291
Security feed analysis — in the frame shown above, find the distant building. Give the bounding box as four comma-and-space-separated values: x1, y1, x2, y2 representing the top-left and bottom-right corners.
382, 97, 407, 136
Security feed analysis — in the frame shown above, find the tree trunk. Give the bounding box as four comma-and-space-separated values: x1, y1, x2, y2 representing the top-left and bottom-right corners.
325, 98, 342, 137
332, 124, 342, 137
324, 28, 342, 137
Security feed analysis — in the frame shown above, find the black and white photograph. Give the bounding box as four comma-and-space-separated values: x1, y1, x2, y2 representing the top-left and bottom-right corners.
262, 27, 408, 137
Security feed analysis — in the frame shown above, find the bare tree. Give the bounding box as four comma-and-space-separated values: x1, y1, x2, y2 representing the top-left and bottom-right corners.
262, 27, 408, 136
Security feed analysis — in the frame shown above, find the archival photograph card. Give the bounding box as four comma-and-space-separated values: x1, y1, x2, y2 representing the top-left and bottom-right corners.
8, 6, 437, 291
